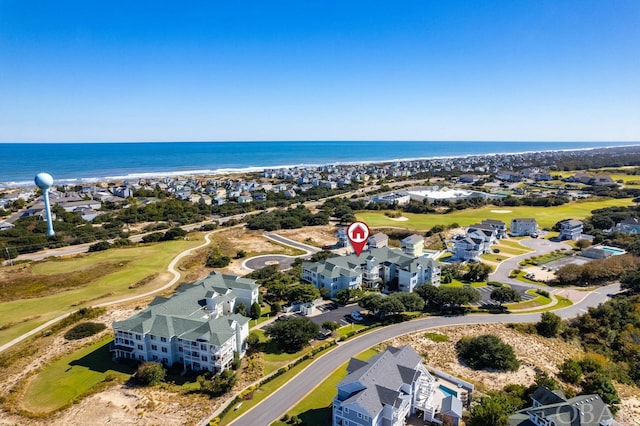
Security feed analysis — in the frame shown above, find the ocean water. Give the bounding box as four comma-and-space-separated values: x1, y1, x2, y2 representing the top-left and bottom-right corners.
0, 141, 637, 187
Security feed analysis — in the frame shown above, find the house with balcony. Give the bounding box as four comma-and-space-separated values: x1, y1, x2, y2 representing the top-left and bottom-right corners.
111, 272, 258, 373
401, 234, 424, 257
302, 244, 440, 297
613, 217, 640, 235
559, 219, 584, 240
333, 345, 467, 426
510, 218, 538, 236
508, 386, 619, 426
452, 235, 486, 261
480, 219, 507, 239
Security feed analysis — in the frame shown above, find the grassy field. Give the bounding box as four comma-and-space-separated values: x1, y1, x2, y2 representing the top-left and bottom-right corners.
356, 198, 635, 231
0, 236, 203, 347
271, 348, 380, 426
20, 336, 135, 414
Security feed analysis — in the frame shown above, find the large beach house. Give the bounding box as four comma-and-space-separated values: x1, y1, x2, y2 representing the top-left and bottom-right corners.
333, 345, 471, 426
111, 272, 259, 373
301, 235, 440, 297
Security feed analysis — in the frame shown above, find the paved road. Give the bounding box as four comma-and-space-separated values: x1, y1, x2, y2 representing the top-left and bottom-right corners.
489, 238, 572, 289
229, 283, 620, 426
243, 254, 298, 271
0, 231, 217, 354
263, 233, 321, 255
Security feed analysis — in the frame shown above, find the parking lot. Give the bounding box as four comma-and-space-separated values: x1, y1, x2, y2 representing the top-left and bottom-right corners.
308, 302, 362, 327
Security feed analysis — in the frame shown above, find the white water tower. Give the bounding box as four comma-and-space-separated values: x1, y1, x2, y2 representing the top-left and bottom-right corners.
34, 172, 55, 236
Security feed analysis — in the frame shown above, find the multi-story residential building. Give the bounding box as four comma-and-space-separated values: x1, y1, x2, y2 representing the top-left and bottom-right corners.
508, 386, 619, 426
559, 219, 584, 240
401, 234, 424, 257
613, 217, 640, 235
480, 219, 507, 239
333, 345, 465, 426
301, 245, 440, 297
368, 232, 389, 249
452, 235, 486, 261
467, 223, 499, 246
112, 272, 258, 373
510, 218, 538, 236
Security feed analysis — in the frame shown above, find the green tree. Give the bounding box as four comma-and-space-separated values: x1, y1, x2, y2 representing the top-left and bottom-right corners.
235, 249, 247, 259
390, 292, 425, 311
621, 270, 640, 294
438, 286, 481, 308
559, 358, 583, 384
376, 297, 405, 317
250, 302, 261, 320
358, 293, 384, 312
246, 332, 260, 348
537, 312, 562, 337
321, 321, 340, 331
464, 262, 493, 282
134, 362, 166, 386
468, 394, 517, 426
285, 284, 320, 303
335, 288, 353, 305
265, 316, 320, 352
271, 301, 282, 314
415, 284, 440, 307
456, 335, 520, 371
234, 302, 247, 316
490, 287, 521, 307
581, 372, 620, 413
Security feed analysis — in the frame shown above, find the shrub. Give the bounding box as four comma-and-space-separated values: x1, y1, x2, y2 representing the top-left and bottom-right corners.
134, 362, 166, 386
88, 241, 112, 252
536, 289, 550, 298
456, 334, 520, 371
536, 312, 562, 337
487, 281, 503, 287
64, 322, 107, 340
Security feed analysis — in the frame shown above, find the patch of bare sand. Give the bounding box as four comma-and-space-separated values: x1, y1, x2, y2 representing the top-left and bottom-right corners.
490, 209, 513, 213
277, 226, 338, 248
384, 323, 639, 422
389, 217, 409, 222
385, 323, 583, 391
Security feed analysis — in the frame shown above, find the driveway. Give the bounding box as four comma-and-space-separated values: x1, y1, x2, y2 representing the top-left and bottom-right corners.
489, 238, 572, 289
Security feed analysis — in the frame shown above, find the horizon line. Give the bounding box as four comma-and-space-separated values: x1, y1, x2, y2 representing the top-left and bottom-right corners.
1, 140, 639, 144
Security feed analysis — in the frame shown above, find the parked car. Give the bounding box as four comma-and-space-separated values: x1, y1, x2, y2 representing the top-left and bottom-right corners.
350, 311, 363, 321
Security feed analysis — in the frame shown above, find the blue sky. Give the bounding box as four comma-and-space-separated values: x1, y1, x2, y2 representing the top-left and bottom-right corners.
0, 1, 638, 142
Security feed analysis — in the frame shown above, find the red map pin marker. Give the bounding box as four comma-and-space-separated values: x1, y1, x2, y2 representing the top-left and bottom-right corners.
347, 221, 370, 256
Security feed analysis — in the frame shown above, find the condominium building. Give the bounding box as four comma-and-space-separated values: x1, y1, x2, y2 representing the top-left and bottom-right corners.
111, 272, 259, 373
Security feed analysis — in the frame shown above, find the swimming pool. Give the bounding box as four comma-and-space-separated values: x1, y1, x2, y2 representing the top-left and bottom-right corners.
438, 384, 458, 398
599, 246, 626, 255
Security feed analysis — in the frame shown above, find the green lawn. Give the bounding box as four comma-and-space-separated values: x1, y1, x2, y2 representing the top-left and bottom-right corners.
271, 348, 380, 426
505, 290, 552, 310
0, 237, 203, 347
20, 336, 135, 414
356, 198, 634, 230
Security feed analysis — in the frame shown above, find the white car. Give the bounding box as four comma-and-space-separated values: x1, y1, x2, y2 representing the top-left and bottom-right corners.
350, 311, 363, 321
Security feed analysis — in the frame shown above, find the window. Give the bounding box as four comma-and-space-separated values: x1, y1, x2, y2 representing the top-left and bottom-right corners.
344, 408, 349, 414
135, 335, 141, 340
363, 415, 368, 421
357, 412, 362, 419
161, 347, 168, 353
151, 345, 157, 351
162, 358, 168, 364
150, 335, 156, 340
160, 337, 167, 342
200, 344, 207, 350
152, 355, 158, 361
201, 355, 208, 362
138, 355, 144, 361
178, 347, 183, 352
137, 345, 143, 350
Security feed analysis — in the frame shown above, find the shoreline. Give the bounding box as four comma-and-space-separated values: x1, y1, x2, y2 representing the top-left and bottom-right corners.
2, 142, 638, 189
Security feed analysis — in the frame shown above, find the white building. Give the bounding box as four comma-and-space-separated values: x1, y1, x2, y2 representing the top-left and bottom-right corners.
372, 192, 411, 206
112, 272, 258, 373
510, 218, 538, 236
333, 346, 468, 426
302, 245, 440, 297
559, 219, 584, 240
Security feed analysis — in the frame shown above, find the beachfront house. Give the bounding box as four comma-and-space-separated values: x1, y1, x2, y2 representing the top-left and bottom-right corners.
510, 218, 538, 237
333, 345, 469, 426
301, 243, 440, 297
111, 272, 258, 373
559, 219, 584, 240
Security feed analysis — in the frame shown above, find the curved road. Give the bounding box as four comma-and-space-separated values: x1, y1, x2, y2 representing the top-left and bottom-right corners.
229, 283, 620, 426
489, 238, 571, 288
0, 231, 217, 354
241, 232, 322, 271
